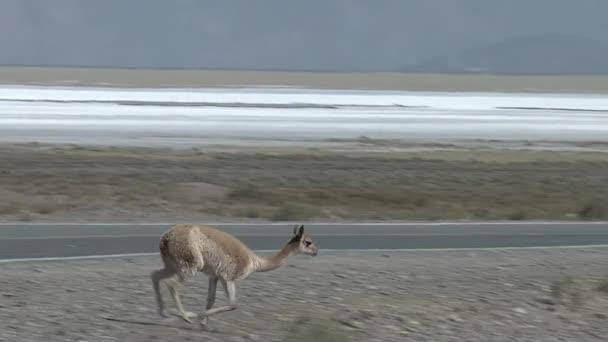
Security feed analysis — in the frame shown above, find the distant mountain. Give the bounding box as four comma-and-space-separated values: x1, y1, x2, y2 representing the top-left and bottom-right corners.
410, 34, 608, 74
1, 1, 608, 73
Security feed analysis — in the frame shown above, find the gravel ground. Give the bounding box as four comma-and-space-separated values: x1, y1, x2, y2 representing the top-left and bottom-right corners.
1, 248, 607, 342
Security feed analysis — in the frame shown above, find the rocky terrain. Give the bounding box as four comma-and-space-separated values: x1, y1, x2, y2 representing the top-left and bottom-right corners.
1, 247, 607, 341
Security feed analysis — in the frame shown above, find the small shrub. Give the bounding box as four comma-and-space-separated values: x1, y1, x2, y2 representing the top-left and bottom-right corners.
18, 212, 33, 222
569, 290, 585, 309
31, 198, 65, 215
597, 279, 608, 294
471, 207, 490, 219
283, 314, 350, 342
550, 276, 586, 309
578, 201, 607, 220
306, 190, 332, 201
550, 276, 574, 300
507, 209, 527, 221
0, 200, 22, 215
243, 208, 261, 218
413, 196, 429, 208
233, 206, 262, 218
227, 185, 265, 200
271, 204, 322, 221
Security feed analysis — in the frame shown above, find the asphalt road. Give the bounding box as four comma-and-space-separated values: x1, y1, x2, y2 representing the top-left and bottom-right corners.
1, 222, 607, 260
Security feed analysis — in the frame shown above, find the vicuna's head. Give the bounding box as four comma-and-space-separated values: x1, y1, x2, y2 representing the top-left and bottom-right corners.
289, 225, 318, 256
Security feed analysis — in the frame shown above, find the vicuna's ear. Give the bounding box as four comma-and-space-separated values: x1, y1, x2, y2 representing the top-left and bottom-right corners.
292, 224, 304, 239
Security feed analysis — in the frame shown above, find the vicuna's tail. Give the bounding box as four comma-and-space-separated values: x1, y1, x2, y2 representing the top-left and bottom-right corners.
159, 233, 173, 266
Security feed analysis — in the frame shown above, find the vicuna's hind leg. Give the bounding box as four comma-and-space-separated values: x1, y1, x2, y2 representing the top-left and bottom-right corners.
151, 267, 196, 323
200, 276, 218, 327
151, 267, 173, 318
167, 271, 197, 323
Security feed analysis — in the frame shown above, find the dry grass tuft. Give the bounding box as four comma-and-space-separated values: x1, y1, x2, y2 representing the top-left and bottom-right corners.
282, 314, 350, 342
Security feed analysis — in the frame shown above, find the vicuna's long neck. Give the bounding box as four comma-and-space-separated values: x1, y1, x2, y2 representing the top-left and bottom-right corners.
254, 242, 297, 272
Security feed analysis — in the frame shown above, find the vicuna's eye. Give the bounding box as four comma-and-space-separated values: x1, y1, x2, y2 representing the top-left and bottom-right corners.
305, 241, 311, 246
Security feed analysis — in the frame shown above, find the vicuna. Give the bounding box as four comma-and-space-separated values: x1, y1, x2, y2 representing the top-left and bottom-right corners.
150, 223, 318, 328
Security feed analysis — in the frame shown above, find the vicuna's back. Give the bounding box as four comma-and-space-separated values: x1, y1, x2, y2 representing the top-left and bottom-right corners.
160, 224, 256, 280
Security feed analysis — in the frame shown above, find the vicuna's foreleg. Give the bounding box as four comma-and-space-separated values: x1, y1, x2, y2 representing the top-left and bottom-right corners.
201, 279, 238, 321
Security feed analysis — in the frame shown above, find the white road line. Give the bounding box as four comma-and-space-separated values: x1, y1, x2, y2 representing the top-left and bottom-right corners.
1, 245, 607, 264
0, 234, 282, 240
316, 245, 608, 252
0, 253, 159, 263
1, 221, 607, 227
3, 232, 606, 240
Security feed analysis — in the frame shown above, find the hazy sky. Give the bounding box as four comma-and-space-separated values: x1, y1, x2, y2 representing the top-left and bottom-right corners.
1, 0, 607, 71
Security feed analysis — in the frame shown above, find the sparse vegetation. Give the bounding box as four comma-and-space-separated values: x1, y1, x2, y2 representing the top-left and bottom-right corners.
550, 276, 575, 301
550, 276, 589, 310
1, 143, 608, 221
